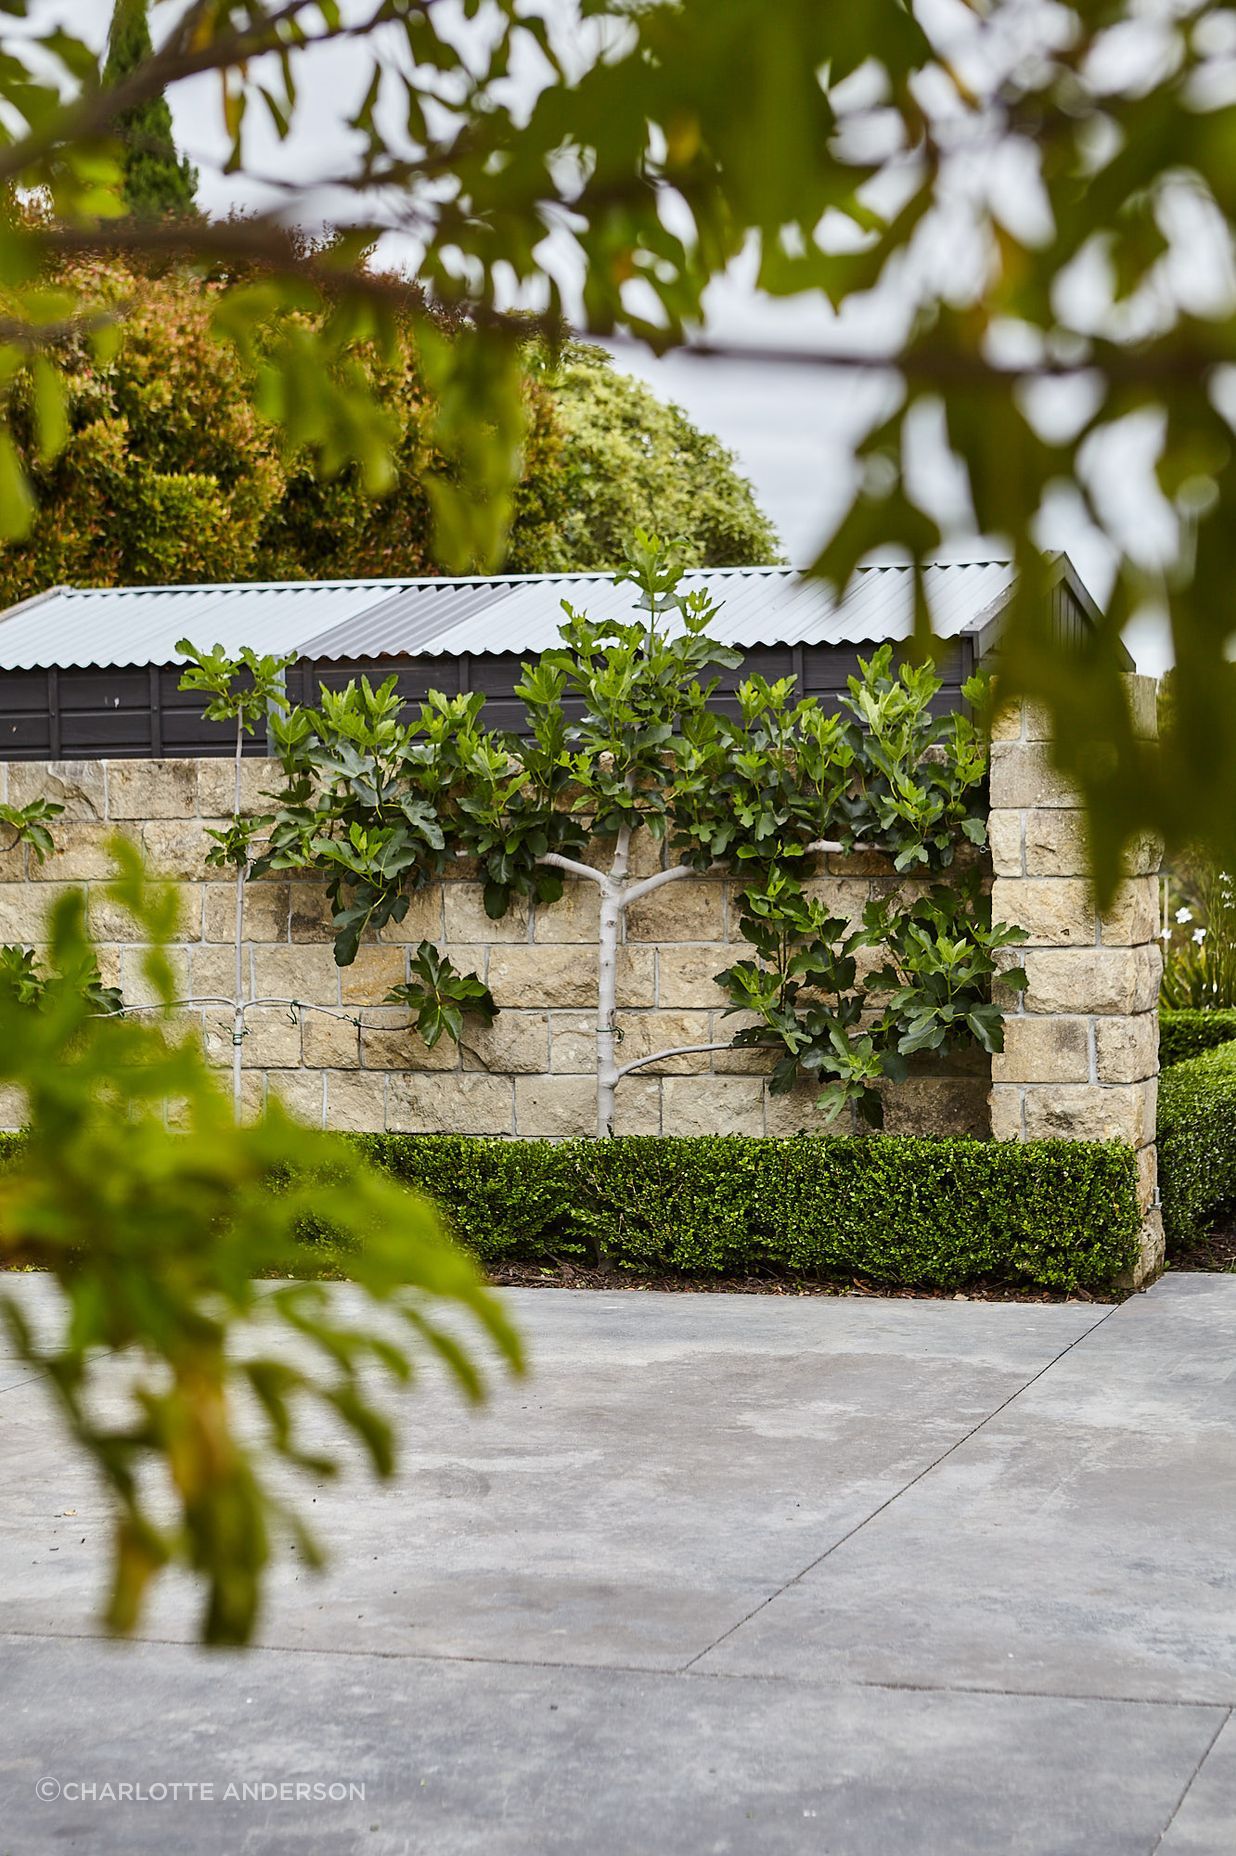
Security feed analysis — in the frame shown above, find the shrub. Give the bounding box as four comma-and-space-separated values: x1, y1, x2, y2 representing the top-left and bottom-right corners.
1157, 1041, 1236, 1250
1159, 1008, 1236, 1069
0, 1126, 1140, 1291
353, 1133, 1141, 1293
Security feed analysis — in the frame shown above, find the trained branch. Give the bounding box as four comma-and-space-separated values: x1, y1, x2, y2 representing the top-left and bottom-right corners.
616, 1040, 771, 1079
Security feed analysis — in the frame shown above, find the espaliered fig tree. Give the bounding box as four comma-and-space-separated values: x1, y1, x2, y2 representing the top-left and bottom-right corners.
184, 535, 1025, 1134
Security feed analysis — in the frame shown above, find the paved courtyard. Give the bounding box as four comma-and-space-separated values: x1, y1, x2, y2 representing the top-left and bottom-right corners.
3, 1273, 1236, 1853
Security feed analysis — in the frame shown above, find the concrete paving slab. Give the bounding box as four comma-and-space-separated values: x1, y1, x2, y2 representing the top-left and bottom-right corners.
0, 1636, 1222, 1856
702, 1275, 1236, 1704
1156, 1710, 1236, 1853
0, 1287, 1104, 1669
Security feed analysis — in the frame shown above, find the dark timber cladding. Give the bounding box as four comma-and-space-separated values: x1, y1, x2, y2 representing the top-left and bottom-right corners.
0, 559, 1121, 759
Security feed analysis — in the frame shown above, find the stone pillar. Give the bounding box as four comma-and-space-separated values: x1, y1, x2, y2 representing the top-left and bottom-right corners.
987, 680, 1164, 1286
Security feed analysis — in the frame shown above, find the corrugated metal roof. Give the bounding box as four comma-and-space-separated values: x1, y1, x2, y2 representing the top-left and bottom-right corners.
0, 562, 1018, 672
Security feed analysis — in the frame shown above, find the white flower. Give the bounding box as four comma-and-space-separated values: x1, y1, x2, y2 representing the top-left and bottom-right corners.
1160, 927, 1173, 941
1175, 906, 1193, 924
1193, 927, 1207, 944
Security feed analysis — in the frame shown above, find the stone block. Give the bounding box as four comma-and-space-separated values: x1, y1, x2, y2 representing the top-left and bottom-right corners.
763, 1078, 837, 1137
339, 945, 407, 1005
9, 759, 106, 821
0, 1082, 28, 1129
615, 1010, 714, 1075
289, 883, 335, 944
359, 1006, 459, 1072
325, 1071, 389, 1133
625, 878, 725, 943
1021, 1078, 1156, 1145
531, 880, 602, 944
443, 882, 529, 944
615, 947, 655, 1007
119, 944, 189, 1008
512, 1074, 593, 1137
376, 886, 447, 947
990, 876, 1095, 947
205, 1003, 302, 1070
107, 758, 198, 820
1099, 875, 1158, 946
1137, 1139, 1158, 1211
987, 811, 1022, 877
988, 742, 1076, 809
801, 875, 868, 926
88, 884, 200, 945
880, 1076, 990, 1137
268, 1071, 326, 1126
1021, 811, 1090, 878
302, 1010, 362, 1070
29, 821, 123, 884
823, 848, 896, 877
661, 1075, 765, 1136
1095, 1013, 1159, 1084
611, 1078, 662, 1135
549, 1012, 595, 1075
488, 945, 593, 1008
988, 1087, 1025, 1142
657, 945, 732, 1008
196, 757, 282, 817
203, 880, 289, 945
189, 944, 247, 1003
712, 1012, 779, 1075
990, 1015, 1090, 1085
1006, 944, 1158, 1016
0, 880, 54, 944
252, 944, 341, 1006
461, 1011, 550, 1075
389, 1072, 513, 1135
988, 699, 1024, 743
140, 818, 220, 882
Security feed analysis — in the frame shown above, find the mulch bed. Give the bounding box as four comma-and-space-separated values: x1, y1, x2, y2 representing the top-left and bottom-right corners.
486, 1259, 1114, 1304
1168, 1206, 1236, 1273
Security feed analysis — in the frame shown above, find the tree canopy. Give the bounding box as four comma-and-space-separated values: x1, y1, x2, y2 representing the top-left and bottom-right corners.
1, 3, 1236, 880
102, 0, 198, 219
0, 263, 776, 603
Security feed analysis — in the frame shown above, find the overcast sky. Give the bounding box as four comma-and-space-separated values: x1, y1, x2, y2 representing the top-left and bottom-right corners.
47, 2, 1165, 666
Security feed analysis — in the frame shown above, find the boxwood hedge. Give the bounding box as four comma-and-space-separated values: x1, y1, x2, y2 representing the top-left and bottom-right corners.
0, 1127, 1141, 1293
1159, 1008, 1236, 1070
1157, 1041, 1236, 1249
352, 1132, 1140, 1292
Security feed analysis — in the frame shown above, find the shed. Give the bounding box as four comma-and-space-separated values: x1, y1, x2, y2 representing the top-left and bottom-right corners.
0, 555, 1117, 759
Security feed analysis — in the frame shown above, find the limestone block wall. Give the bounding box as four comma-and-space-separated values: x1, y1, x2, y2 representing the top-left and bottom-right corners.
987, 679, 1164, 1281
0, 757, 989, 1139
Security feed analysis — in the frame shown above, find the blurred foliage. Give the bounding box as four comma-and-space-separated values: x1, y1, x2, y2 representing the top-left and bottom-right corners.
0, 843, 521, 1645
103, 0, 197, 220
0, 266, 773, 601
0, 1, 1232, 879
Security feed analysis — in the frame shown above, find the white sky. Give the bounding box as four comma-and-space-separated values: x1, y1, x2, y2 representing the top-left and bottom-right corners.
38, 2, 1168, 668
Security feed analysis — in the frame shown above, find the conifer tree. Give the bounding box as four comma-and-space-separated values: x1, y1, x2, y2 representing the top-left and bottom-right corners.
103, 0, 198, 218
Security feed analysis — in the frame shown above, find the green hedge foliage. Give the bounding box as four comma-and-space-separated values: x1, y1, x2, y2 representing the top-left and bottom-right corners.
0, 1127, 1139, 1290
1157, 1041, 1236, 1249
351, 1133, 1139, 1292
1159, 1008, 1236, 1070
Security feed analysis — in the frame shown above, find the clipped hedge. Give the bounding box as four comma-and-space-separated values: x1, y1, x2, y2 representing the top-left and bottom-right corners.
353, 1132, 1141, 1292
1159, 1008, 1236, 1070
0, 1127, 1140, 1292
1157, 1040, 1236, 1249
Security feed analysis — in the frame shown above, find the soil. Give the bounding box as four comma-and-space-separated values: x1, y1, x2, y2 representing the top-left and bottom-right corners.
485, 1259, 1116, 1304
1168, 1206, 1236, 1273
